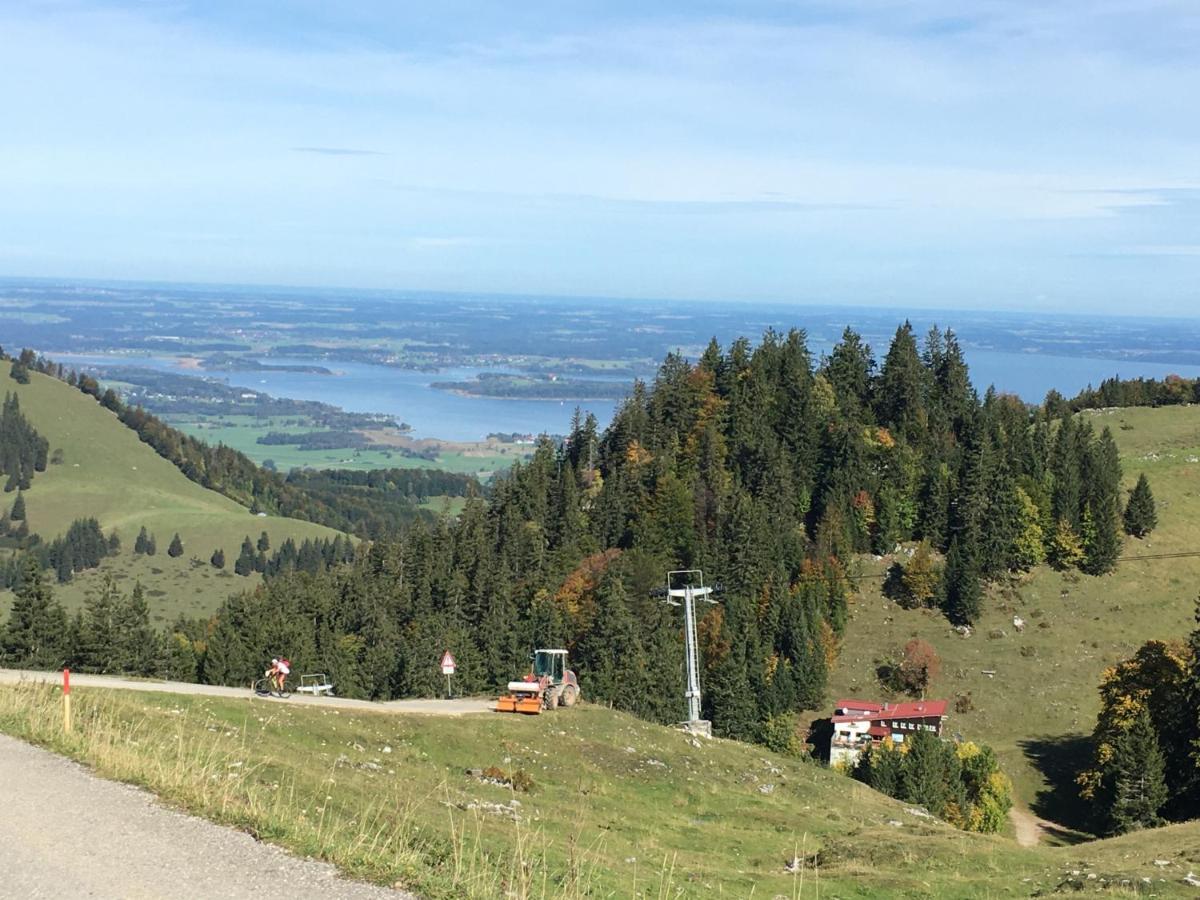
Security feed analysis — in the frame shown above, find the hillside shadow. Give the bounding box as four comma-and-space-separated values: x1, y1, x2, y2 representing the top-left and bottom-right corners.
1018, 734, 1097, 838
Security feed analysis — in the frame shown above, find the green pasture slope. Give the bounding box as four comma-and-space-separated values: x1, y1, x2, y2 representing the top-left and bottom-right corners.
3, 685, 1198, 898
164, 413, 529, 478
0, 370, 342, 621
826, 404, 1200, 837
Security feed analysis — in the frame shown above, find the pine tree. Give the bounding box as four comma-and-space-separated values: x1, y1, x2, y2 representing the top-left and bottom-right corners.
0, 556, 68, 668
257, 530, 270, 552
1108, 709, 1168, 834
234, 536, 255, 576
167, 533, 184, 558
941, 537, 982, 625
1123, 474, 1157, 538
211, 548, 226, 569
876, 321, 926, 444
1081, 428, 1122, 575
144, 533, 157, 556
79, 574, 120, 672
10, 491, 25, 521
112, 581, 156, 675
901, 729, 956, 817
134, 526, 149, 555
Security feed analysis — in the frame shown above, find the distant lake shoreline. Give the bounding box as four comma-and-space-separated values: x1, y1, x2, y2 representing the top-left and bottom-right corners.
46, 347, 1200, 444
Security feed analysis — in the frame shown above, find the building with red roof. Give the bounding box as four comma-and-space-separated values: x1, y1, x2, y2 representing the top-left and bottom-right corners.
828, 698, 949, 767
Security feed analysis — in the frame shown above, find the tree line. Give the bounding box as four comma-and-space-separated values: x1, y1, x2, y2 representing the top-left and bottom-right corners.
0, 558, 169, 677
0, 391, 49, 493
1056, 373, 1200, 413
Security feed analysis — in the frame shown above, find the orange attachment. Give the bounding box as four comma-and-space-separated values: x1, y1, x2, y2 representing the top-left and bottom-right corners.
495, 693, 543, 714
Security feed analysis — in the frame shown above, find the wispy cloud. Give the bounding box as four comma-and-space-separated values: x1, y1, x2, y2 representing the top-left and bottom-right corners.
0, 2, 1198, 311
292, 146, 386, 156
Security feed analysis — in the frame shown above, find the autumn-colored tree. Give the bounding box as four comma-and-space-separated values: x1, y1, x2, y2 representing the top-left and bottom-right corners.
901, 543, 941, 607
897, 638, 941, 697
1078, 640, 1191, 830
1046, 518, 1084, 570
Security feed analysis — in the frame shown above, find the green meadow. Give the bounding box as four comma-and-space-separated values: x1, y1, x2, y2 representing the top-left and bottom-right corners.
1, 371, 343, 620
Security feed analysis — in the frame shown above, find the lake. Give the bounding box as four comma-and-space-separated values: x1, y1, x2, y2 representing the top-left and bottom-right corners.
51, 349, 1200, 443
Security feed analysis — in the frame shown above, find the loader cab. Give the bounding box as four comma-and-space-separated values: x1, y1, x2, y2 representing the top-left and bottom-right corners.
532, 648, 567, 683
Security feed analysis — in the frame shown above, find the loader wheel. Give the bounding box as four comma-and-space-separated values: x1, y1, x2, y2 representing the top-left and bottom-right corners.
546, 688, 560, 710
560, 684, 578, 707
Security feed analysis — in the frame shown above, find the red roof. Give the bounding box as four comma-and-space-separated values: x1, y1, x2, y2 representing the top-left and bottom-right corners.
831, 699, 948, 724
867, 725, 890, 738
835, 698, 884, 713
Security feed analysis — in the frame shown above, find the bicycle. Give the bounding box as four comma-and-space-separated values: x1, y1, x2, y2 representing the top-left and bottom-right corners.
253, 676, 292, 698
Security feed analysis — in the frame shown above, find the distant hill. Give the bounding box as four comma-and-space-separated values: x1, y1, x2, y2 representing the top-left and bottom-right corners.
821, 403, 1200, 835
0, 368, 342, 621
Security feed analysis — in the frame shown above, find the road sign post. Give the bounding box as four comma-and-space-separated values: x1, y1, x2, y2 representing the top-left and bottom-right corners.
440, 650, 457, 698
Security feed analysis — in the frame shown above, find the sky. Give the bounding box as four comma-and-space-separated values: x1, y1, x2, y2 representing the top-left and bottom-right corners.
1, 1, 1199, 314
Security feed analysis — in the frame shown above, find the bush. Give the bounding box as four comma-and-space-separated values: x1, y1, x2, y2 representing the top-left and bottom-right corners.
761, 712, 805, 757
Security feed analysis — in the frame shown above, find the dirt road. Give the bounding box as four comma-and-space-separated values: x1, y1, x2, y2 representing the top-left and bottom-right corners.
0, 668, 493, 715
0, 733, 415, 899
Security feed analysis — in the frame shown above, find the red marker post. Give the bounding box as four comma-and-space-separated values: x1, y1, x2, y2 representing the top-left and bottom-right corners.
63, 668, 72, 733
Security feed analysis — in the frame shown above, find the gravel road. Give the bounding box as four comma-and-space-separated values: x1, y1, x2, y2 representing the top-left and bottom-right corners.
0, 733, 416, 899
0, 668, 494, 715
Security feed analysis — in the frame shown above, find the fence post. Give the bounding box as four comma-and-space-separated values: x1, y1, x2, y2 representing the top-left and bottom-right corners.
63, 668, 71, 733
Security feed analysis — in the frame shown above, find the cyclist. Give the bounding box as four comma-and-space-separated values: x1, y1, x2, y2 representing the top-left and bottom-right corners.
265, 656, 291, 693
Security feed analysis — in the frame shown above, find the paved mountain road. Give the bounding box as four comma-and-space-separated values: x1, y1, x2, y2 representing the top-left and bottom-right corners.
0, 733, 416, 900
0, 668, 493, 715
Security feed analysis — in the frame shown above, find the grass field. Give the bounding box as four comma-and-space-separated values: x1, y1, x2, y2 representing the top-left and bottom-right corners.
165, 414, 529, 478
1, 371, 343, 620
824, 404, 1200, 836
3, 682, 1198, 898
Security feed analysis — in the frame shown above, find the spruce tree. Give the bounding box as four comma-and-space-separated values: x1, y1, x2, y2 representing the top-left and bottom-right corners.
10, 491, 25, 521
1081, 428, 1122, 575
134, 526, 149, 555
167, 533, 184, 558
79, 574, 120, 672
144, 533, 157, 556
211, 548, 226, 569
112, 581, 156, 675
876, 321, 926, 444
0, 556, 68, 668
1108, 709, 1168, 834
257, 530, 270, 552
1123, 474, 1157, 537
234, 536, 256, 576
941, 537, 982, 626
900, 729, 955, 817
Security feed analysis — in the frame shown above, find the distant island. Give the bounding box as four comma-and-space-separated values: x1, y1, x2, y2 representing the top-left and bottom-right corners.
199, 354, 333, 375
431, 372, 630, 400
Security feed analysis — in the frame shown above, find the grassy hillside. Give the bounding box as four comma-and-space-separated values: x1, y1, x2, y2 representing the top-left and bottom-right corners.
1, 369, 343, 621
825, 404, 1200, 835
3, 682, 1198, 897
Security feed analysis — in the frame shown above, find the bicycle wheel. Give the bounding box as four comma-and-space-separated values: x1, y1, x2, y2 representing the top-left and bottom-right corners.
273, 681, 293, 699
253, 677, 272, 696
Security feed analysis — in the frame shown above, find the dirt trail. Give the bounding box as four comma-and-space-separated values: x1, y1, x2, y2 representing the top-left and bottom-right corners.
0, 668, 493, 715
1010, 806, 1048, 848
0, 733, 414, 899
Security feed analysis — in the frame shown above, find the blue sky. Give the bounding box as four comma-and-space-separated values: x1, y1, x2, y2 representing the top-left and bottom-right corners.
2, 1, 1198, 314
